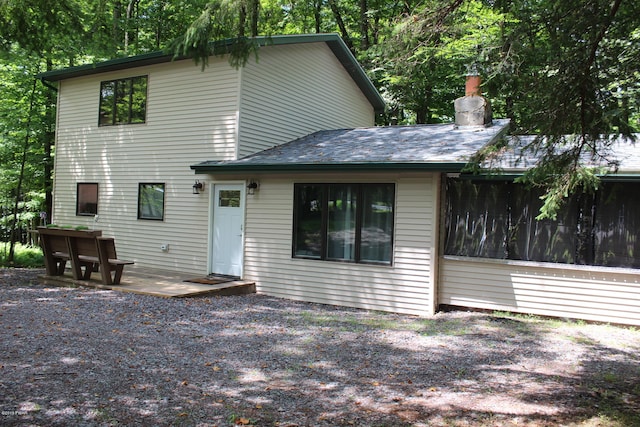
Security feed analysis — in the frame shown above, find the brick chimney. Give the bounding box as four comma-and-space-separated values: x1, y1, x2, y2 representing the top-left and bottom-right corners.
454, 72, 492, 126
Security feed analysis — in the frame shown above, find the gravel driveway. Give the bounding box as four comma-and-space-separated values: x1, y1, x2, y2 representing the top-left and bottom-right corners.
1, 268, 639, 427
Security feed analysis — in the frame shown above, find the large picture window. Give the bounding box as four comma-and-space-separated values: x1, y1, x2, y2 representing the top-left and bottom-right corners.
76, 183, 98, 216
444, 179, 640, 269
138, 183, 165, 220
293, 183, 395, 265
99, 76, 147, 126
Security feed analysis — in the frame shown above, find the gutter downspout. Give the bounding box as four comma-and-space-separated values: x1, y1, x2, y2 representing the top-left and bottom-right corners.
39, 78, 58, 92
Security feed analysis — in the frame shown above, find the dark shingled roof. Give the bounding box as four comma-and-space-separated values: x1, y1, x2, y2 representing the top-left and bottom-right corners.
487, 134, 640, 178
191, 119, 511, 174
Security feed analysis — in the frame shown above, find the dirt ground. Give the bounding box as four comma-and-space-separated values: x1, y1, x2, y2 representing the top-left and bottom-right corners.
1, 268, 639, 426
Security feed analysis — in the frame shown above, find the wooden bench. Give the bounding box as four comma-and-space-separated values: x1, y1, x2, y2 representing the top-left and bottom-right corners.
39, 231, 72, 275
37, 227, 134, 285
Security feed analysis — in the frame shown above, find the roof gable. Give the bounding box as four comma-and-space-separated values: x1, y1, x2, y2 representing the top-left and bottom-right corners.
37, 34, 385, 112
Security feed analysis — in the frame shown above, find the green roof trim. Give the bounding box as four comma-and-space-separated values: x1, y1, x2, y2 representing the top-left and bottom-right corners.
36, 50, 172, 81
36, 33, 385, 112
454, 172, 640, 182
191, 161, 467, 174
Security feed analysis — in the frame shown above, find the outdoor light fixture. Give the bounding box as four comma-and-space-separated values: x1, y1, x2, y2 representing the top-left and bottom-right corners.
192, 180, 204, 194
247, 180, 259, 195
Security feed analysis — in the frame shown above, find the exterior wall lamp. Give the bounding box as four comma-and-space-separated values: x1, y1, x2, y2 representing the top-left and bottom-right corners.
192, 180, 204, 194
247, 180, 259, 195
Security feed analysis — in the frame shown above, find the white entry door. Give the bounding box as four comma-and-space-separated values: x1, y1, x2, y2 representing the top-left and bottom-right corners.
211, 184, 245, 277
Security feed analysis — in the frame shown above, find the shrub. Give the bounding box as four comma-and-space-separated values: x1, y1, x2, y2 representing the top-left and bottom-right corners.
0, 242, 44, 268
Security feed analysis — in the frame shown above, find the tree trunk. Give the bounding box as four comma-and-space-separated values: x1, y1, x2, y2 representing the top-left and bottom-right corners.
250, 0, 259, 37
415, 85, 433, 124
314, 0, 322, 33
359, 0, 369, 50
44, 58, 54, 222
155, 1, 165, 49
328, 0, 354, 53
124, 0, 139, 54
239, 2, 247, 37
8, 73, 39, 264
113, 1, 122, 51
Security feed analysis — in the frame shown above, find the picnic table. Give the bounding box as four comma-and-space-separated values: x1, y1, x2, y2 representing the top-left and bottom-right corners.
37, 226, 134, 285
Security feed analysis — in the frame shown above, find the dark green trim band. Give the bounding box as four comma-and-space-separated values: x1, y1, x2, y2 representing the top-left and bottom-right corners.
599, 174, 640, 182
36, 50, 174, 81
453, 172, 640, 182
191, 162, 467, 174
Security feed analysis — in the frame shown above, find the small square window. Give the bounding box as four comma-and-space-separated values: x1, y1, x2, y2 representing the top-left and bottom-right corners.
76, 183, 98, 216
138, 183, 165, 220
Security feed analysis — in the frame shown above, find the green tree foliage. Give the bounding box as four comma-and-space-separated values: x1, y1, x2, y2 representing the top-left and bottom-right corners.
371, 0, 508, 124
1, 0, 639, 234
168, 0, 263, 69
0, 55, 48, 254
0, 0, 87, 261
488, 0, 640, 218
0, 0, 83, 56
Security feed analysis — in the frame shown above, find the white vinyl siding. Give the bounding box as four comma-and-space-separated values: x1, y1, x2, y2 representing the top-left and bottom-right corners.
440, 257, 640, 326
51, 43, 379, 276
52, 57, 241, 274
237, 42, 374, 158
243, 174, 438, 316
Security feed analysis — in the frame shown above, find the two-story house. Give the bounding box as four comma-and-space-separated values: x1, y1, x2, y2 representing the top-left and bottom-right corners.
39, 34, 640, 325
39, 33, 383, 277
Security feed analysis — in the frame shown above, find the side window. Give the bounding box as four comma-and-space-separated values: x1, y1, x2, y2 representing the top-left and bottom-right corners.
138, 183, 165, 220
76, 183, 98, 216
99, 75, 147, 126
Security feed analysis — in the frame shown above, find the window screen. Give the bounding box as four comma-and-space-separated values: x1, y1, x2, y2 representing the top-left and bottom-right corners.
444, 178, 640, 269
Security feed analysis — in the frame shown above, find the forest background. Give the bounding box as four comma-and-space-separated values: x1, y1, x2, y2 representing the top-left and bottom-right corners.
0, 0, 638, 264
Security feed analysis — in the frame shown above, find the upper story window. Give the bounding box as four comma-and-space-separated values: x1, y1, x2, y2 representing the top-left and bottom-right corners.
99, 76, 147, 126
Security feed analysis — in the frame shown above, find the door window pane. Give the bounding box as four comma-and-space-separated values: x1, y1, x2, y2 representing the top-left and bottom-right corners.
219, 190, 241, 207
